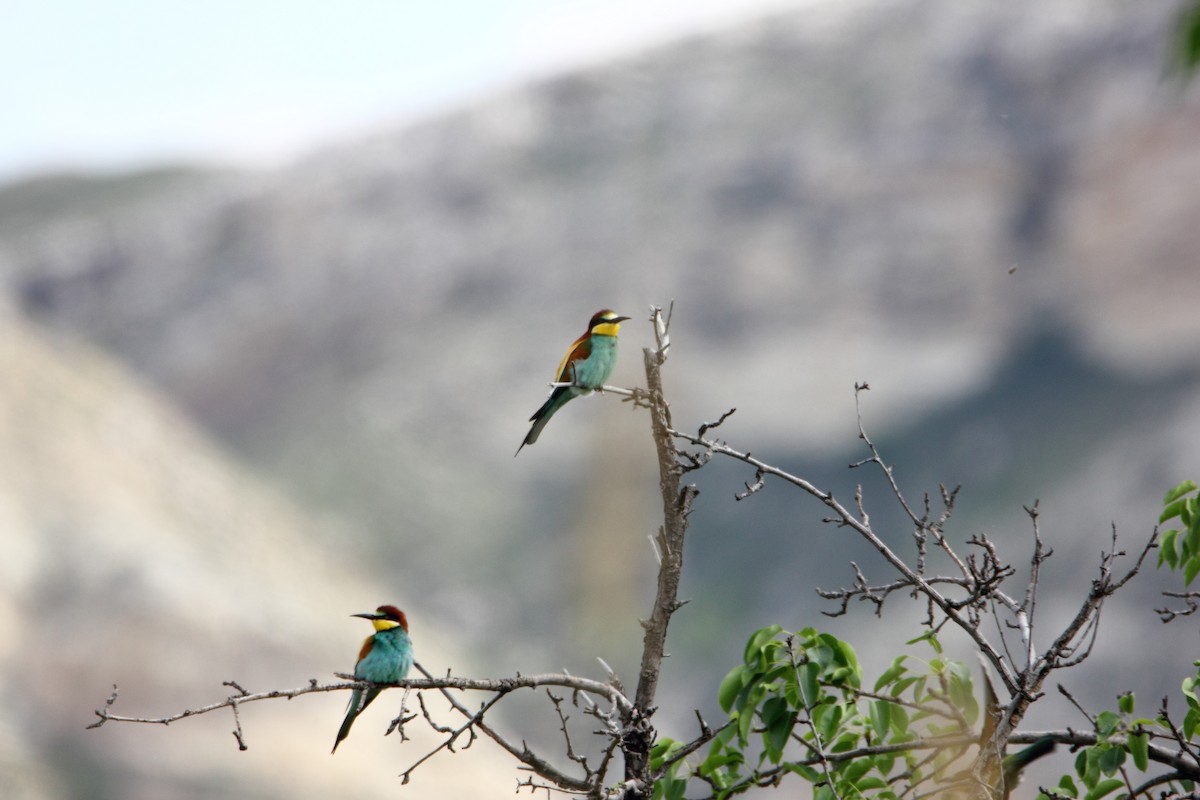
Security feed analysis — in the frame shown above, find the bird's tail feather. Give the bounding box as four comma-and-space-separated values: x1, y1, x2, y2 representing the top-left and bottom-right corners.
515, 388, 570, 455
332, 687, 382, 754
331, 688, 363, 753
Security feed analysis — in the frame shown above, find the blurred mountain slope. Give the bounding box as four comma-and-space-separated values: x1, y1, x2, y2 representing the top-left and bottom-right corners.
1, 0, 1199, 776
1, 0, 1195, 555
0, 307, 508, 799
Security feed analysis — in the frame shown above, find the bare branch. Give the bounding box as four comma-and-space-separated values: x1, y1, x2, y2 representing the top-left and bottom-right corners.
1156, 590, 1200, 623
410, 663, 599, 794
88, 678, 334, 730
666, 424, 1021, 695
735, 467, 765, 501
649, 300, 672, 361
86, 685, 119, 730
1158, 696, 1200, 767
625, 304, 699, 793
1057, 683, 1097, 727
399, 690, 507, 784
87, 669, 632, 751
652, 715, 735, 780
230, 700, 248, 751
698, 408, 736, 438
547, 689, 590, 774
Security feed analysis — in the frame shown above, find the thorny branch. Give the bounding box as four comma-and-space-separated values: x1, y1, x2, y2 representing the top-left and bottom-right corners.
398, 688, 507, 785
1156, 590, 1200, 622
408, 663, 602, 795
88, 667, 630, 795
666, 421, 1024, 696
88, 672, 633, 732
625, 303, 693, 797
667, 382, 1175, 798
87, 306, 695, 800
86, 306, 1194, 799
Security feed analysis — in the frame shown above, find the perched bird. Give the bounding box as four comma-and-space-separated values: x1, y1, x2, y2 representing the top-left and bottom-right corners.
979, 665, 1056, 799
516, 309, 631, 455
331, 605, 413, 754
999, 736, 1056, 798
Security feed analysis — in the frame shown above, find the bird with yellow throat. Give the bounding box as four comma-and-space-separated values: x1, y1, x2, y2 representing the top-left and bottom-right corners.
331, 605, 412, 753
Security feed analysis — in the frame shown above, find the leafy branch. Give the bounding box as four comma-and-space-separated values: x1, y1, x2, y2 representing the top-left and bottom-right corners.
86, 307, 1200, 800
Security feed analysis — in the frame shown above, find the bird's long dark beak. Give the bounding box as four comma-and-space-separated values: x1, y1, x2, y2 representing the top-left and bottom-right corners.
612, 315, 631, 323
351, 612, 382, 620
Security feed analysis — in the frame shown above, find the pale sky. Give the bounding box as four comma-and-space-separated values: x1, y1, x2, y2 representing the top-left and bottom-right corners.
0, 0, 809, 182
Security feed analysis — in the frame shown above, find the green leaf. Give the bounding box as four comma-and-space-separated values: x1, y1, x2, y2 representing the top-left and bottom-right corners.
1118, 692, 1134, 715
1097, 743, 1125, 775
906, 630, 943, 655
813, 699, 844, 742
761, 697, 794, 762
1162, 498, 1189, 525
713, 723, 736, 748
737, 708, 754, 745
698, 750, 741, 776
762, 663, 792, 689
650, 737, 684, 768
1164, 480, 1198, 507
827, 667, 854, 686
718, 665, 745, 713
1083, 777, 1125, 800
840, 758, 872, 785
799, 662, 821, 707
1183, 707, 1198, 741
784, 762, 821, 782
662, 774, 687, 800
1128, 731, 1149, 771
1185, 551, 1200, 586
1096, 710, 1121, 739
946, 661, 978, 723
874, 656, 908, 692
889, 704, 910, 737
1058, 774, 1080, 797
870, 700, 892, 739
1185, 525, 1200, 563
831, 730, 859, 753
852, 776, 887, 791
1077, 748, 1098, 789
744, 625, 783, 666
831, 637, 860, 675
1161, 528, 1180, 569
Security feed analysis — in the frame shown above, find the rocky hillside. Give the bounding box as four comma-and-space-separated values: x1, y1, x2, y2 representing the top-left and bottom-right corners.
2, 0, 1199, 791
0, 307, 509, 798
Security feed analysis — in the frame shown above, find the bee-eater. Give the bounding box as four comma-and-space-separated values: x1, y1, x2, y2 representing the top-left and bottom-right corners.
516, 309, 631, 455
998, 736, 1055, 799
979, 666, 1056, 798
331, 605, 413, 754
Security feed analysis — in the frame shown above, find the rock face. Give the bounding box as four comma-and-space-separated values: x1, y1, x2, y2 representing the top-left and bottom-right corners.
2, 0, 1199, 793
0, 310, 509, 799
5, 0, 1198, 434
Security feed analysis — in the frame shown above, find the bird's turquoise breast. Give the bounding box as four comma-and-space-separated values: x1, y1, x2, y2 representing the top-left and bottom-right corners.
356, 629, 413, 682
572, 335, 619, 389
